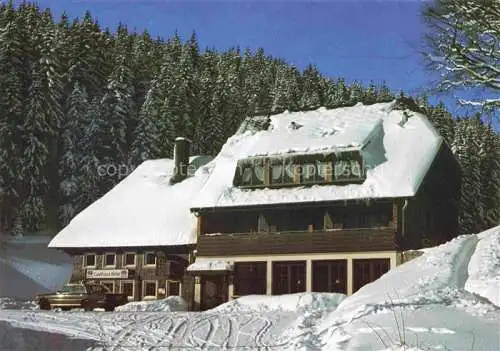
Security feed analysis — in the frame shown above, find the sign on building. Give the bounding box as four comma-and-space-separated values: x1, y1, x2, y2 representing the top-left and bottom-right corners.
86, 269, 129, 279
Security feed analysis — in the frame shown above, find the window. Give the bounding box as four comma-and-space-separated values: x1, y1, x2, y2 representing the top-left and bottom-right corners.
167, 281, 180, 296
104, 253, 115, 267
312, 260, 347, 294
334, 156, 363, 181
123, 253, 136, 267
301, 162, 316, 183
84, 254, 96, 267
272, 261, 306, 295
143, 280, 157, 298
234, 262, 267, 296
269, 158, 284, 185
144, 252, 156, 266
317, 161, 332, 182
101, 281, 114, 293
236, 158, 265, 187
283, 158, 297, 184
121, 281, 134, 301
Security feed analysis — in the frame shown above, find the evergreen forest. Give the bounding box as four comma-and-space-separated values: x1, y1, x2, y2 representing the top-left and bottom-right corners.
0, 2, 498, 236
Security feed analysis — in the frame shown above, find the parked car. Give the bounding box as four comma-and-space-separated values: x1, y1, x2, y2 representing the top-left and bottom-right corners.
35, 281, 128, 311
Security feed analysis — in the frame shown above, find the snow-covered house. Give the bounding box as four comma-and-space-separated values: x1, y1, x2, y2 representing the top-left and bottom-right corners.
186, 100, 461, 311
49, 138, 213, 303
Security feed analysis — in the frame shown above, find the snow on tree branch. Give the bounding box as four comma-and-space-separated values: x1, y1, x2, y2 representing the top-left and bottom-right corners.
422, 0, 500, 110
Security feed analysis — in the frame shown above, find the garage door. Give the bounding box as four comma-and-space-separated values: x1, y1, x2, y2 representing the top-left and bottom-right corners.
353, 258, 390, 293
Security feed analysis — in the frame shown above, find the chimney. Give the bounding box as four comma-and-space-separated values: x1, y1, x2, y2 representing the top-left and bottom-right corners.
170, 137, 191, 184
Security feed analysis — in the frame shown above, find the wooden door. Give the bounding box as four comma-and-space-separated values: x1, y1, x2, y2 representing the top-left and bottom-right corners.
312, 260, 347, 294
353, 258, 390, 293
200, 275, 228, 310
272, 261, 306, 295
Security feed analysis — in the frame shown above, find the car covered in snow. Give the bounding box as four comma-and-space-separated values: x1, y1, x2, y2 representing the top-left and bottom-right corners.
35, 281, 128, 311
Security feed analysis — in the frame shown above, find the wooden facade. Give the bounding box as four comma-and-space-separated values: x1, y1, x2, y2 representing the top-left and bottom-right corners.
64, 245, 195, 304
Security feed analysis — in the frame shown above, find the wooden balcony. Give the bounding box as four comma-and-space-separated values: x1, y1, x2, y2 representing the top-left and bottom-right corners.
197, 228, 397, 256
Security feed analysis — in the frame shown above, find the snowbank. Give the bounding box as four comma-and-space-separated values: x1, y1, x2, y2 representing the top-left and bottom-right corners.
0, 298, 38, 311
465, 224, 500, 306
212, 292, 346, 313
114, 296, 188, 312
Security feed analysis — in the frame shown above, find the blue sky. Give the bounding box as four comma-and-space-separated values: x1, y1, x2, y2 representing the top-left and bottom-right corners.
14, 0, 499, 125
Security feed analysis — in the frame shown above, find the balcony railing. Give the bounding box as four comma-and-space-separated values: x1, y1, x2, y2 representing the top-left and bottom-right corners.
197, 227, 396, 256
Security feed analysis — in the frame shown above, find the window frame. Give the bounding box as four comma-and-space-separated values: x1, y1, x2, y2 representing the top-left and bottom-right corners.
142, 280, 158, 300
268, 157, 284, 186
143, 252, 157, 267
83, 253, 97, 268
167, 280, 181, 296
101, 280, 115, 293
233, 261, 267, 297
120, 280, 135, 301
123, 252, 136, 267
104, 252, 116, 268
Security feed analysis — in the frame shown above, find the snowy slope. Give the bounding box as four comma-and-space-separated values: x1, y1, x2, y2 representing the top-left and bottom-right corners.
191, 101, 443, 209
49, 156, 212, 248
1, 225, 499, 350
0, 236, 72, 300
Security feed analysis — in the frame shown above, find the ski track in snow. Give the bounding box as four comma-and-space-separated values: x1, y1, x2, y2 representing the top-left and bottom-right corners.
0, 310, 298, 349
2, 229, 500, 350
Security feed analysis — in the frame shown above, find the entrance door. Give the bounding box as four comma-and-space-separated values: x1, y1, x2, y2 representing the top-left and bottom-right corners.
353, 258, 390, 293
200, 275, 228, 310
272, 261, 306, 295
312, 260, 347, 294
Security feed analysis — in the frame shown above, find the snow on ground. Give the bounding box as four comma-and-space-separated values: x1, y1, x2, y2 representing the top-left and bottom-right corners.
213, 292, 346, 313
115, 296, 188, 312
0, 236, 72, 299
0, 225, 499, 350
465, 225, 500, 306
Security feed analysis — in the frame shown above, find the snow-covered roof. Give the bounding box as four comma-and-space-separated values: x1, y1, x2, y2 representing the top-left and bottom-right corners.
49, 156, 213, 249
186, 259, 233, 273
191, 101, 443, 210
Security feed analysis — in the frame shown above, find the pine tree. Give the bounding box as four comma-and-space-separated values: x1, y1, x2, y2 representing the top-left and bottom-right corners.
429, 101, 454, 145
349, 81, 364, 105
0, 2, 26, 232
377, 81, 394, 102
452, 117, 483, 233
130, 84, 160, 164
299, 64, 322, 110
59, 82, 88, 225
363, 81, 378, 105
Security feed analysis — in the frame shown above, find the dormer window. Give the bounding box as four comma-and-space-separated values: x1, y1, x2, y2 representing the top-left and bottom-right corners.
233, 151, 364, 189
334, 155, 363, 181
269, 158, 284, 185
237, 159, 265, 187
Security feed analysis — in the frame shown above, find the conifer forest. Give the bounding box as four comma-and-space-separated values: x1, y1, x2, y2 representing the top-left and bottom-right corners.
0, 3, 498, 235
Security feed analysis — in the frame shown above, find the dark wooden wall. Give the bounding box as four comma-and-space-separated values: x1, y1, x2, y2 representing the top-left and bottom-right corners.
399, 143, 460, 250
197, 228, 396, 256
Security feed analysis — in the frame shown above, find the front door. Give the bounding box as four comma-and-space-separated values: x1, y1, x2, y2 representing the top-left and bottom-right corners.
200, 275, 228, 310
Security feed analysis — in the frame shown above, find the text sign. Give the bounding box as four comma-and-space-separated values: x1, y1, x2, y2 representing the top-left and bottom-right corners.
86, 269, 128, 279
